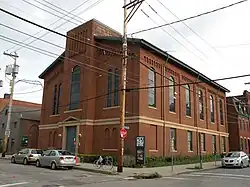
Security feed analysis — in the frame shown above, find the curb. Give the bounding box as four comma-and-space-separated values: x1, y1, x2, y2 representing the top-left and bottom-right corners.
173, 166, 221, 176
0, 157, 11, 160
74, 166, 119, 175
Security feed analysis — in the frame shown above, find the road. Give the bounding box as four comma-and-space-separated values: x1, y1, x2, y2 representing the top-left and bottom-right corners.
1, 159, 250, 187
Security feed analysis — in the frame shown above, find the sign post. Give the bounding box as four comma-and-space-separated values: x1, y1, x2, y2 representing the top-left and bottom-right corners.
170, 138, 174, 173
135, 136, 145, 165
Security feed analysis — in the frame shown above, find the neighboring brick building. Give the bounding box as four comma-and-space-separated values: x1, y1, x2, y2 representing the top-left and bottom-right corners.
227, 90, 250, 153
0, 94, 41, 154
38, 19, 230, 157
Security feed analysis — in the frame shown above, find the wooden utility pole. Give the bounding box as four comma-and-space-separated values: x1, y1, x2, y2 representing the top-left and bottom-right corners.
2, 52, 19, 157
117, 0, 144, 173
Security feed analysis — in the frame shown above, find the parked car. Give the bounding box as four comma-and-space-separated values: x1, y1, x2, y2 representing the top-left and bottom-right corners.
11, 148, 43, 165
36, 149, 76, 170
221, 151, 249, 168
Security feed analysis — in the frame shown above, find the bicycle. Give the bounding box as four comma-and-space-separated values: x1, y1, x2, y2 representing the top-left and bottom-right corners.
93, 156, 113, 170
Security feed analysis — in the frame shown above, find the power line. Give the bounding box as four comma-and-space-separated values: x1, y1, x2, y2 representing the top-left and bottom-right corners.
215, 42, 250, 49
130, 0, 248, 35
0, 22, 140, 81
5, 0, 96, 52
21, 0, 79, 25
0, 7, 123, 56
155, 0, 219, 54
145, 2, 209, 61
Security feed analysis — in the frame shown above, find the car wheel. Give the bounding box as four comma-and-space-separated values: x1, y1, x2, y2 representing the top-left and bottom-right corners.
11, 157, 15, 164
68, 166, 73, 170
240, 162, 244, 168
23, 158, 28, 165
36, 160, 41, 167
51, 162, 57, 170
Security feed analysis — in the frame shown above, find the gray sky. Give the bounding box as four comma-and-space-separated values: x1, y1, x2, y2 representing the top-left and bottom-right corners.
0, 0, 249, 104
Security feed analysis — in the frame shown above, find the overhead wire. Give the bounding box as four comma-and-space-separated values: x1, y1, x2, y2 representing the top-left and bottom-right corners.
130, 0, 248, 35
140, 7, 208, 64
5, 0, 100, 52
145, 2, 209, 61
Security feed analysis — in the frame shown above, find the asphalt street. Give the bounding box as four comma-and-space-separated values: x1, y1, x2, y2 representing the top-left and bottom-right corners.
1, 159, 250, 187
0, 159, 124, 187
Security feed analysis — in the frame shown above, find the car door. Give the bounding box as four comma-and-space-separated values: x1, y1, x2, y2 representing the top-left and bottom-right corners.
241, 152, 248, 166
40, 150, 51, 166
15, 149, 27, 163
47, 151, 57, 166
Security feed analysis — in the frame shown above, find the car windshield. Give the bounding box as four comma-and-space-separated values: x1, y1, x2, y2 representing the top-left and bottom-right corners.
225, 152, 240, 158
31, 149, 43, 154
58, 151, 74, 156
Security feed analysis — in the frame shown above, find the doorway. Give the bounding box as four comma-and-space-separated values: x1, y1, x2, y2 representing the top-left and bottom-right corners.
66, 126, 76, 154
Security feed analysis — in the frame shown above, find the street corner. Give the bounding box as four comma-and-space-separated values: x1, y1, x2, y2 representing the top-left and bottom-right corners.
174, 165, 222, 176
129, 172, 162, 179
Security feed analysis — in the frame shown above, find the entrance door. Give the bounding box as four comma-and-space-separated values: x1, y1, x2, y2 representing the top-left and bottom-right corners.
66, 126, 76, 154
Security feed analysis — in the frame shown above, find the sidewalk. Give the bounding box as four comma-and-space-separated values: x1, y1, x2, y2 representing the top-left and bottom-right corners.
75, 161, 220, 177
0, 154, 220, 177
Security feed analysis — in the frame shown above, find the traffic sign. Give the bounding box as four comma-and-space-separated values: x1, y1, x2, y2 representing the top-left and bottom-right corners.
120, 128, 127, 139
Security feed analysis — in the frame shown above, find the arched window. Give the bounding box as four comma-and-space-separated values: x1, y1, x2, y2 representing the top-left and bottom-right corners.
148, 67, 156, 107
107, 69, 112, 107
112, 128, 118, 148
104, 128, 110, 140
69, 66, 81, 110
219, 99, 224, 125
198, 90, 204, 120
185, 85, 191, 116
114, 68, 119, 106
169, 76, 175, 112
210, 95, 215, 123
52, 84, 57, 115
56, 83, 62, 114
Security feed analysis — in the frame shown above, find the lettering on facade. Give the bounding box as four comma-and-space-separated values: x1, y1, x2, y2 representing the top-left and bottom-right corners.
144, 56, 161, 69
182, 75, 193, 83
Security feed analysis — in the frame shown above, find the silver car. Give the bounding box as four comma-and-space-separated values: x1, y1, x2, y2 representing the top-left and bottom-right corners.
11, 148, 43, 165
36, 149, 76, 170
221, 151, 249, 168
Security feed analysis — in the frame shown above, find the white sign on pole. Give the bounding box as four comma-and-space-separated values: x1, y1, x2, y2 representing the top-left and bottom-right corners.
5, 130, 10, 136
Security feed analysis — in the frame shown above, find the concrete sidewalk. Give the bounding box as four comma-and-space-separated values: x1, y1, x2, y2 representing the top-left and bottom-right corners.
0, 154, 220, 177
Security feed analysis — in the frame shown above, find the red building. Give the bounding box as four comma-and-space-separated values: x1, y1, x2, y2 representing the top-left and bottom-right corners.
38, 19, 229, 157
227, 90, 250, 153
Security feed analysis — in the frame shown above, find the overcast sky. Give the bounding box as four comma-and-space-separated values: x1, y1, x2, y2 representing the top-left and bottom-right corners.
0, 0, 249, 104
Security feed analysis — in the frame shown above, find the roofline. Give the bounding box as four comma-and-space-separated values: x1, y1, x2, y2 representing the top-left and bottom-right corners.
95, 36, 230, 93
39, 52, 65, 79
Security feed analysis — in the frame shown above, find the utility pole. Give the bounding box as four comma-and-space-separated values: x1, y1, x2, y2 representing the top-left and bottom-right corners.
2, 52, 19, 157
118, 0, 144, 173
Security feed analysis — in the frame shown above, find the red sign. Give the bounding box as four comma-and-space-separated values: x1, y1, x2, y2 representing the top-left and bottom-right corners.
120, 128, 127, 139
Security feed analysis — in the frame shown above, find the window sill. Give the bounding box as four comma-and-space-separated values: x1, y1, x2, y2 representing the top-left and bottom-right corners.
169, 111, 176, 114
49, 114, 60, 117
186, 115, 192, 119
103, 106, 120, 110
171, 150, 177, 152
64, 109, 82, 113
102, 149, 118, 152
188, 151, 193, 153
201, 151, 206, 153
149, 149, 158, 152
148, 106, 157, 110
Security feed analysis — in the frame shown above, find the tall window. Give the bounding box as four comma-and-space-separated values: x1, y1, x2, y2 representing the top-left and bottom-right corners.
169, 76, 175, 112
198, 90, 204, 120
212, 135, 216, 154
210, 95, 215, 123
219, 99, 224, 125
114, 68, 119, 106
200, 133, 205, 151
240, 137, 243, 150
56, 83, 62, 114
148, 67, 156, 107
245, 138, 247, 150
69, 66, 81, 110
222, 136, 226, 152
170, 128, 177, 151
185, 85, 191, 116
107, 69, 112, 107
187, 131, 193, 151
52, 84, 57, 115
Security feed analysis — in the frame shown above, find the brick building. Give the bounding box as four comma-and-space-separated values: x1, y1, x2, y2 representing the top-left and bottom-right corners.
38, 19, 229, 157
0, 94, 41, 154
227, 90, 250, 153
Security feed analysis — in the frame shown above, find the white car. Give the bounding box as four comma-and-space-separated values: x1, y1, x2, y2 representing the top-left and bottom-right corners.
221, 151, 249, 168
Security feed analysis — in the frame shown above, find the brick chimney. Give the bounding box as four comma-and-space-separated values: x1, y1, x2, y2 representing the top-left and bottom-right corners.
4, 93, 10, 99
